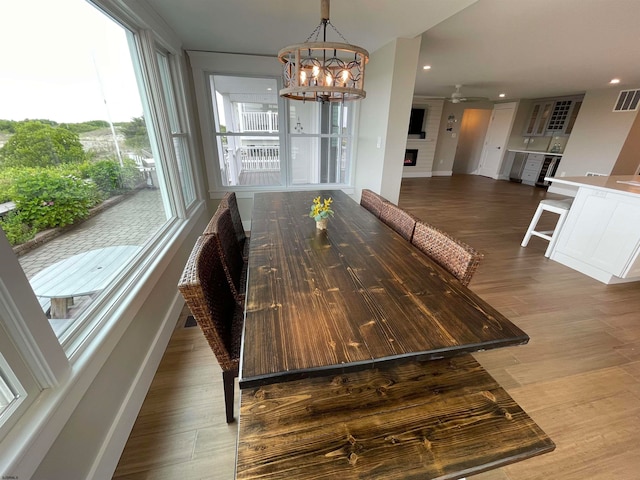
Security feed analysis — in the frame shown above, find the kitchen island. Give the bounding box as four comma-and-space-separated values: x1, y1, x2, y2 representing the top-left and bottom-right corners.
545, 175, 640, 284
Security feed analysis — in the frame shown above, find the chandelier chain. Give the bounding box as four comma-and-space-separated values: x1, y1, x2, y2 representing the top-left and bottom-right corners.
303, 20, 350, 45
304, 22, 324, 43
327, 21, 350, 44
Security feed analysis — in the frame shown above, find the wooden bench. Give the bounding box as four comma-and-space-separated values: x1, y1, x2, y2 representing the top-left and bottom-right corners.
237, 355, 554, 480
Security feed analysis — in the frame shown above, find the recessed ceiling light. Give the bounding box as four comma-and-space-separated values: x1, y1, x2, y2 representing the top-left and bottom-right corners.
267, 87, 273, 91
423, 65, 431, 70
499, 93, 506, 98
610, 78, 621, 84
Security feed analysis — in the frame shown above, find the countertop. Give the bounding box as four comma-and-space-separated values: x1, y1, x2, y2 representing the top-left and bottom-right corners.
544, 175, 640, 197
508, 149, 563, 156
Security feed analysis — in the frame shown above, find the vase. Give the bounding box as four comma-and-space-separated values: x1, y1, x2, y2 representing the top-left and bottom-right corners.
316, 218, 328, 230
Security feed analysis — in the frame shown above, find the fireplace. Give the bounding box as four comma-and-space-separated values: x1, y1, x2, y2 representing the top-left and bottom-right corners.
404, 149, 418, 167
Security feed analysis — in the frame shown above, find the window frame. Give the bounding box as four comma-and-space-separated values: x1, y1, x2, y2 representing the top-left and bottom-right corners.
288, 100, 356, 185
207, 72, 358, 191
209, 74, 287, 188
156, 48, 198, 209
189, 51, 359, 199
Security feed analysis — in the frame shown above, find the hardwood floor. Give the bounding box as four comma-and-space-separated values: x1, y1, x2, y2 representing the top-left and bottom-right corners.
114, 175, 640, 479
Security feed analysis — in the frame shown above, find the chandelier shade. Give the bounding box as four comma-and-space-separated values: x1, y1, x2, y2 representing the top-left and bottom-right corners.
278, 0, 369, 103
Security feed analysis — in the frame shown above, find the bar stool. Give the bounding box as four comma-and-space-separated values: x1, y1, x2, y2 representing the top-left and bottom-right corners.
521, 198, 574, 258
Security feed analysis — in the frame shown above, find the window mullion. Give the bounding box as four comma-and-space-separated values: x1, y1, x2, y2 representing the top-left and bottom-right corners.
130, 29, 183, 217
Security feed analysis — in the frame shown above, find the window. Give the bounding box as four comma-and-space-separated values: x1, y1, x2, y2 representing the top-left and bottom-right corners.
289, 101, 354, 185
0, 341, 32, 437
0, 0, 176, 351
0, 0, 198, 460
210, 75, 282, 187
208, 73, 355, 189
157, 51, 196, 206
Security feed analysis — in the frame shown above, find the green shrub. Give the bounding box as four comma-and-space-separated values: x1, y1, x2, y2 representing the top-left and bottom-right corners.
0, 121, 86, 168
0, 211, 35, 246
10, 169, 100, 229
85, 159, 122, 196
0, 168, 18, 203
121, 158, 144, 190
83, 158, 143, 196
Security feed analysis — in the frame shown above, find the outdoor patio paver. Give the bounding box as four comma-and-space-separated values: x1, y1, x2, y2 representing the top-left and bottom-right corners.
18, 188, 166, 278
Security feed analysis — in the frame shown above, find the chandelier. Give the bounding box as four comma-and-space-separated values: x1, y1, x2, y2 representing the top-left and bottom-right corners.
278, 0, 369, 103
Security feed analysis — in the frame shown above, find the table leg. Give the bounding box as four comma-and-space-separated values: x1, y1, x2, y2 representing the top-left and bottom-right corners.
50, 298, 71, 319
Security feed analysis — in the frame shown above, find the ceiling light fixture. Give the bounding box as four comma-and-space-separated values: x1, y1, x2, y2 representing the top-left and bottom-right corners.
423, 65, 432, 70
499, 93, 506, 98
610, 78, 621, 84
278, 0, 369, 103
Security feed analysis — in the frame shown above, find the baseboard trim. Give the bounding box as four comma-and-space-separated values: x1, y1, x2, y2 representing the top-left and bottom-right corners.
87, 294, 185, 480
402, 171, 432, 178
431, 170, 453, 177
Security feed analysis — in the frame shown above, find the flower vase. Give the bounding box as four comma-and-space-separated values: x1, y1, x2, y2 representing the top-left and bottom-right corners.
316, 218, 328, 230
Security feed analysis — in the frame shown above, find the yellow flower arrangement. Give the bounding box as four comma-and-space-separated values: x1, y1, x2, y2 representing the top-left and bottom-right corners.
309, 196, 334, 221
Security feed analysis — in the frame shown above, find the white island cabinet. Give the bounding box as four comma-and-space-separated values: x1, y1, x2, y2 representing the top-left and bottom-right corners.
546, 175, 640, 284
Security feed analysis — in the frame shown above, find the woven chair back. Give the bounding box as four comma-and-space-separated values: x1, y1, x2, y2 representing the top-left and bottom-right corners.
210, 207, 245, 299
379, 201, 418, 242
360, 189, 385, 218
221, 192, 246, 246
177, 235, 240, 372
411, 221, 483, 286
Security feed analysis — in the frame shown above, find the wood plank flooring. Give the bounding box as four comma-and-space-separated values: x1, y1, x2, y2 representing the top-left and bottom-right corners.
114, 175, 640, 479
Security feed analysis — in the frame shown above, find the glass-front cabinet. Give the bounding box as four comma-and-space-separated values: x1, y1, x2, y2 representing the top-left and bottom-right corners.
523, 96, 583, 137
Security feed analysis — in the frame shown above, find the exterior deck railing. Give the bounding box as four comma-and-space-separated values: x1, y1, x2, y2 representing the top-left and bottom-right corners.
239, 146, 280, 171
222, 144, 281, 185
240, 111, 278, 133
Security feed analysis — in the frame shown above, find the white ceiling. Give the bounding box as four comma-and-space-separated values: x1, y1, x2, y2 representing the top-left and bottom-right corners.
145, 0, 640, 102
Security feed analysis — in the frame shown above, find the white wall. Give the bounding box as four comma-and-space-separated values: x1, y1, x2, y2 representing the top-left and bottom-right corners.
548, 88, 639, 195
355, 37, 421, 203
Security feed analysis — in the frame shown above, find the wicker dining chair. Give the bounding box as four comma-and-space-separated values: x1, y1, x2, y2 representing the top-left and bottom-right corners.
178, 235, 244, 423
207, 206, 247, 307
360, 189, 386, 218
379, 201, 419, 242
411, 221, 483, 287
221, 192, 249, 257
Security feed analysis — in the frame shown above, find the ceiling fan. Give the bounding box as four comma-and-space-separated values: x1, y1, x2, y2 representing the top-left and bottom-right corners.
448, 85, 488, 103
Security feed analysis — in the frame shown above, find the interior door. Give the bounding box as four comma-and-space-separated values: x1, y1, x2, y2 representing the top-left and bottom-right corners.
476, 103, 517, 179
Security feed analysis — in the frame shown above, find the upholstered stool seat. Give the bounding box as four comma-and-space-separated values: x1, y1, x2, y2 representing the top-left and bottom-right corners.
521, 198, 574, 258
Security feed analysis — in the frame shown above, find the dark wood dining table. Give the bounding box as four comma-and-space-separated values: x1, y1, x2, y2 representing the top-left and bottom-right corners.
240, 190, 528, 388
236, 190, 554, 480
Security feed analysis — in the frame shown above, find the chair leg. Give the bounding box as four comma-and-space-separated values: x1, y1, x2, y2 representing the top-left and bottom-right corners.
544, 210, 569, 258
521, 204, 544, 247
222, 370, 236, 423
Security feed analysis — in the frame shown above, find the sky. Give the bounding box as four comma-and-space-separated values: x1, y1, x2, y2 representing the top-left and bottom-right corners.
0, 0, 143, 124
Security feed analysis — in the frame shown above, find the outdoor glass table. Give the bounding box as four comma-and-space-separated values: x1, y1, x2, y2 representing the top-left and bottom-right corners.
29, 245, 140, 318
236, 190, 553, 479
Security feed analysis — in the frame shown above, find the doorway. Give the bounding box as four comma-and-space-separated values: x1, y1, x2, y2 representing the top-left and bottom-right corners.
476, 102, 517, 179
452, 109, 492, 174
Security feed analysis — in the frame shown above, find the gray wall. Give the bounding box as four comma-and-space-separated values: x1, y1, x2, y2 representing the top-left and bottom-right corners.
557, 88, 638, 177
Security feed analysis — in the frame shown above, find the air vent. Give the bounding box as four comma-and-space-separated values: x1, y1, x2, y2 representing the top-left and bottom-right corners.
613, 89, 640, 112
